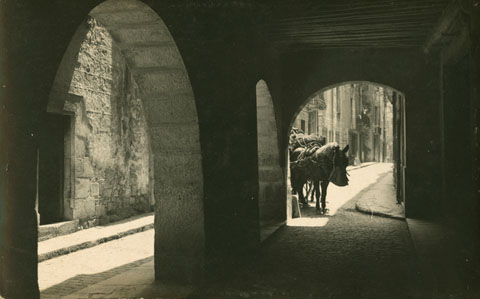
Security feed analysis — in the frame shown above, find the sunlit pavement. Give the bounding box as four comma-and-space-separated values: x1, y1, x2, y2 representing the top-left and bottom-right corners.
40, 163, 425, 298
324, 162, 394, 215
39, 230, 153, 298
289, 162, 394, 227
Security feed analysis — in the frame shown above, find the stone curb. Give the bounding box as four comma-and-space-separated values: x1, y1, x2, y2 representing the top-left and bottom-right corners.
355, 201, 405, 220
351, 164, 405, 220
38, 223, 154, 262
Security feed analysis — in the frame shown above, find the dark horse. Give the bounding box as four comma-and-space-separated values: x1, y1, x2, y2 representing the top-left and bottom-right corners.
290, 142, 350, 214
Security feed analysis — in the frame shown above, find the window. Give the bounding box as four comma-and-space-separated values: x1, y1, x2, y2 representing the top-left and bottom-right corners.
308, 111, 318, 135
336, 87, 341, 114
301, 119, 306, 133
350, 97, 354, 128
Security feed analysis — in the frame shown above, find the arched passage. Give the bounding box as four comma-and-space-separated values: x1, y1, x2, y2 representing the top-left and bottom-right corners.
256, 80, 285, 240
286, 81, 406, 218
46, 0, 205, 282
278, 49, 441, 219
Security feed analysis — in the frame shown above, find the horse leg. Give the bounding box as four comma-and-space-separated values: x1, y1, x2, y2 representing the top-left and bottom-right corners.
314, 180, 321, 210
291, 170, 305, 204
321, 181, 329, 214
303, 181, 311, 203
299, 187, 307, 205
309, 181, 315, 202
295, 182, 307, 204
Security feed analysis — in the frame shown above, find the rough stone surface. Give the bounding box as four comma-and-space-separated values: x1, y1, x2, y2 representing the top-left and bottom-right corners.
72, 198, 96, 220
75, 178, 91, 199
150, 124, 201, 153
256, 80, 285, 228
44, 2, 206, 286
89, 3, 206, 284
61, 17, 153, 224
108, 26, 174, 45
124, 45, 183, 68
143, 95, 197, 124
192, 188, 425, 298
135, 69, 190, 97
38, 220, 80, 242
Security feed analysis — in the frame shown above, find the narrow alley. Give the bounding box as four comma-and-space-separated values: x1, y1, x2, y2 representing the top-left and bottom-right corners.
38, 163, 431, 298
192, 163, 422, 298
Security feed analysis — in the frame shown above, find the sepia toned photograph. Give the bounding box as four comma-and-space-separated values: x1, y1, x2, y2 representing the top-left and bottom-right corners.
0, 0, 479, 298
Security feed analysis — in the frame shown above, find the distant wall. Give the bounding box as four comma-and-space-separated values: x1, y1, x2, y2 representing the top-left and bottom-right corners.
49, 17, 153, 227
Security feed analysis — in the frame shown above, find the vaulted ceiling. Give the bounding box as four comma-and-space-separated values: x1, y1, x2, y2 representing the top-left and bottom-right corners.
261, 0, 452, 51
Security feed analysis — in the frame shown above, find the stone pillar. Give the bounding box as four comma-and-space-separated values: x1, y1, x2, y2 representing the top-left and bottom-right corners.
256, 80, 286, 228
403, 87, 442, 219
36, 149, 41, 225
0, 132, 40, 298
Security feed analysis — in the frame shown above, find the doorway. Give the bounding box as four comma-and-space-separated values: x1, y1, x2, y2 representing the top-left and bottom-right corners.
38, 114, 70, 225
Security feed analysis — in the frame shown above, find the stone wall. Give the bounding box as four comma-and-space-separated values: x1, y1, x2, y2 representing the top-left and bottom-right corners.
385, 100, 394, 162
365, 90, 374, 161
256, 80, 285, 225
67, 17, 153, 226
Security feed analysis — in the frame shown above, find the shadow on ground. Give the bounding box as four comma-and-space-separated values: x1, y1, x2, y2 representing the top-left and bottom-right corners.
187, 174, 424, 299
41, 256, 153, 298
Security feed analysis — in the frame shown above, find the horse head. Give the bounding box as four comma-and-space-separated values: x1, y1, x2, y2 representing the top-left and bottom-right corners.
329, 144, 350, 187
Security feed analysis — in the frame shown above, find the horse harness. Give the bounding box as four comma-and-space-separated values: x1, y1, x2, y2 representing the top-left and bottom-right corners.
290, 144, 333, 169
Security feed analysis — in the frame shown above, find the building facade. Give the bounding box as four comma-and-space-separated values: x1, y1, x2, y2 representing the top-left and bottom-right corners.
294, 83, 394, 165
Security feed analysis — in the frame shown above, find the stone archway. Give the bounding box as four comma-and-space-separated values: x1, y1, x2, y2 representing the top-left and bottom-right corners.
47, 0, 205, 282
286, 81, 406, 213
256, 80, 285, 239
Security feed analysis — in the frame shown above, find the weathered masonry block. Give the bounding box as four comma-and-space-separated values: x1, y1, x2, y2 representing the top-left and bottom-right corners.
49, 16, 154, 227
256, 80, 286, 226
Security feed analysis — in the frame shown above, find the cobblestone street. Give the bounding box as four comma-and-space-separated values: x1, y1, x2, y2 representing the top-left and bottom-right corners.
193, 164, 424, 298
40, 164, 426, 298
196, 207, 423, 298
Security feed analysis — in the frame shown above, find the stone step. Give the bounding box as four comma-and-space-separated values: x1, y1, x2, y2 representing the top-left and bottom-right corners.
38, 213, 154, 262
38, 219, 80, 242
